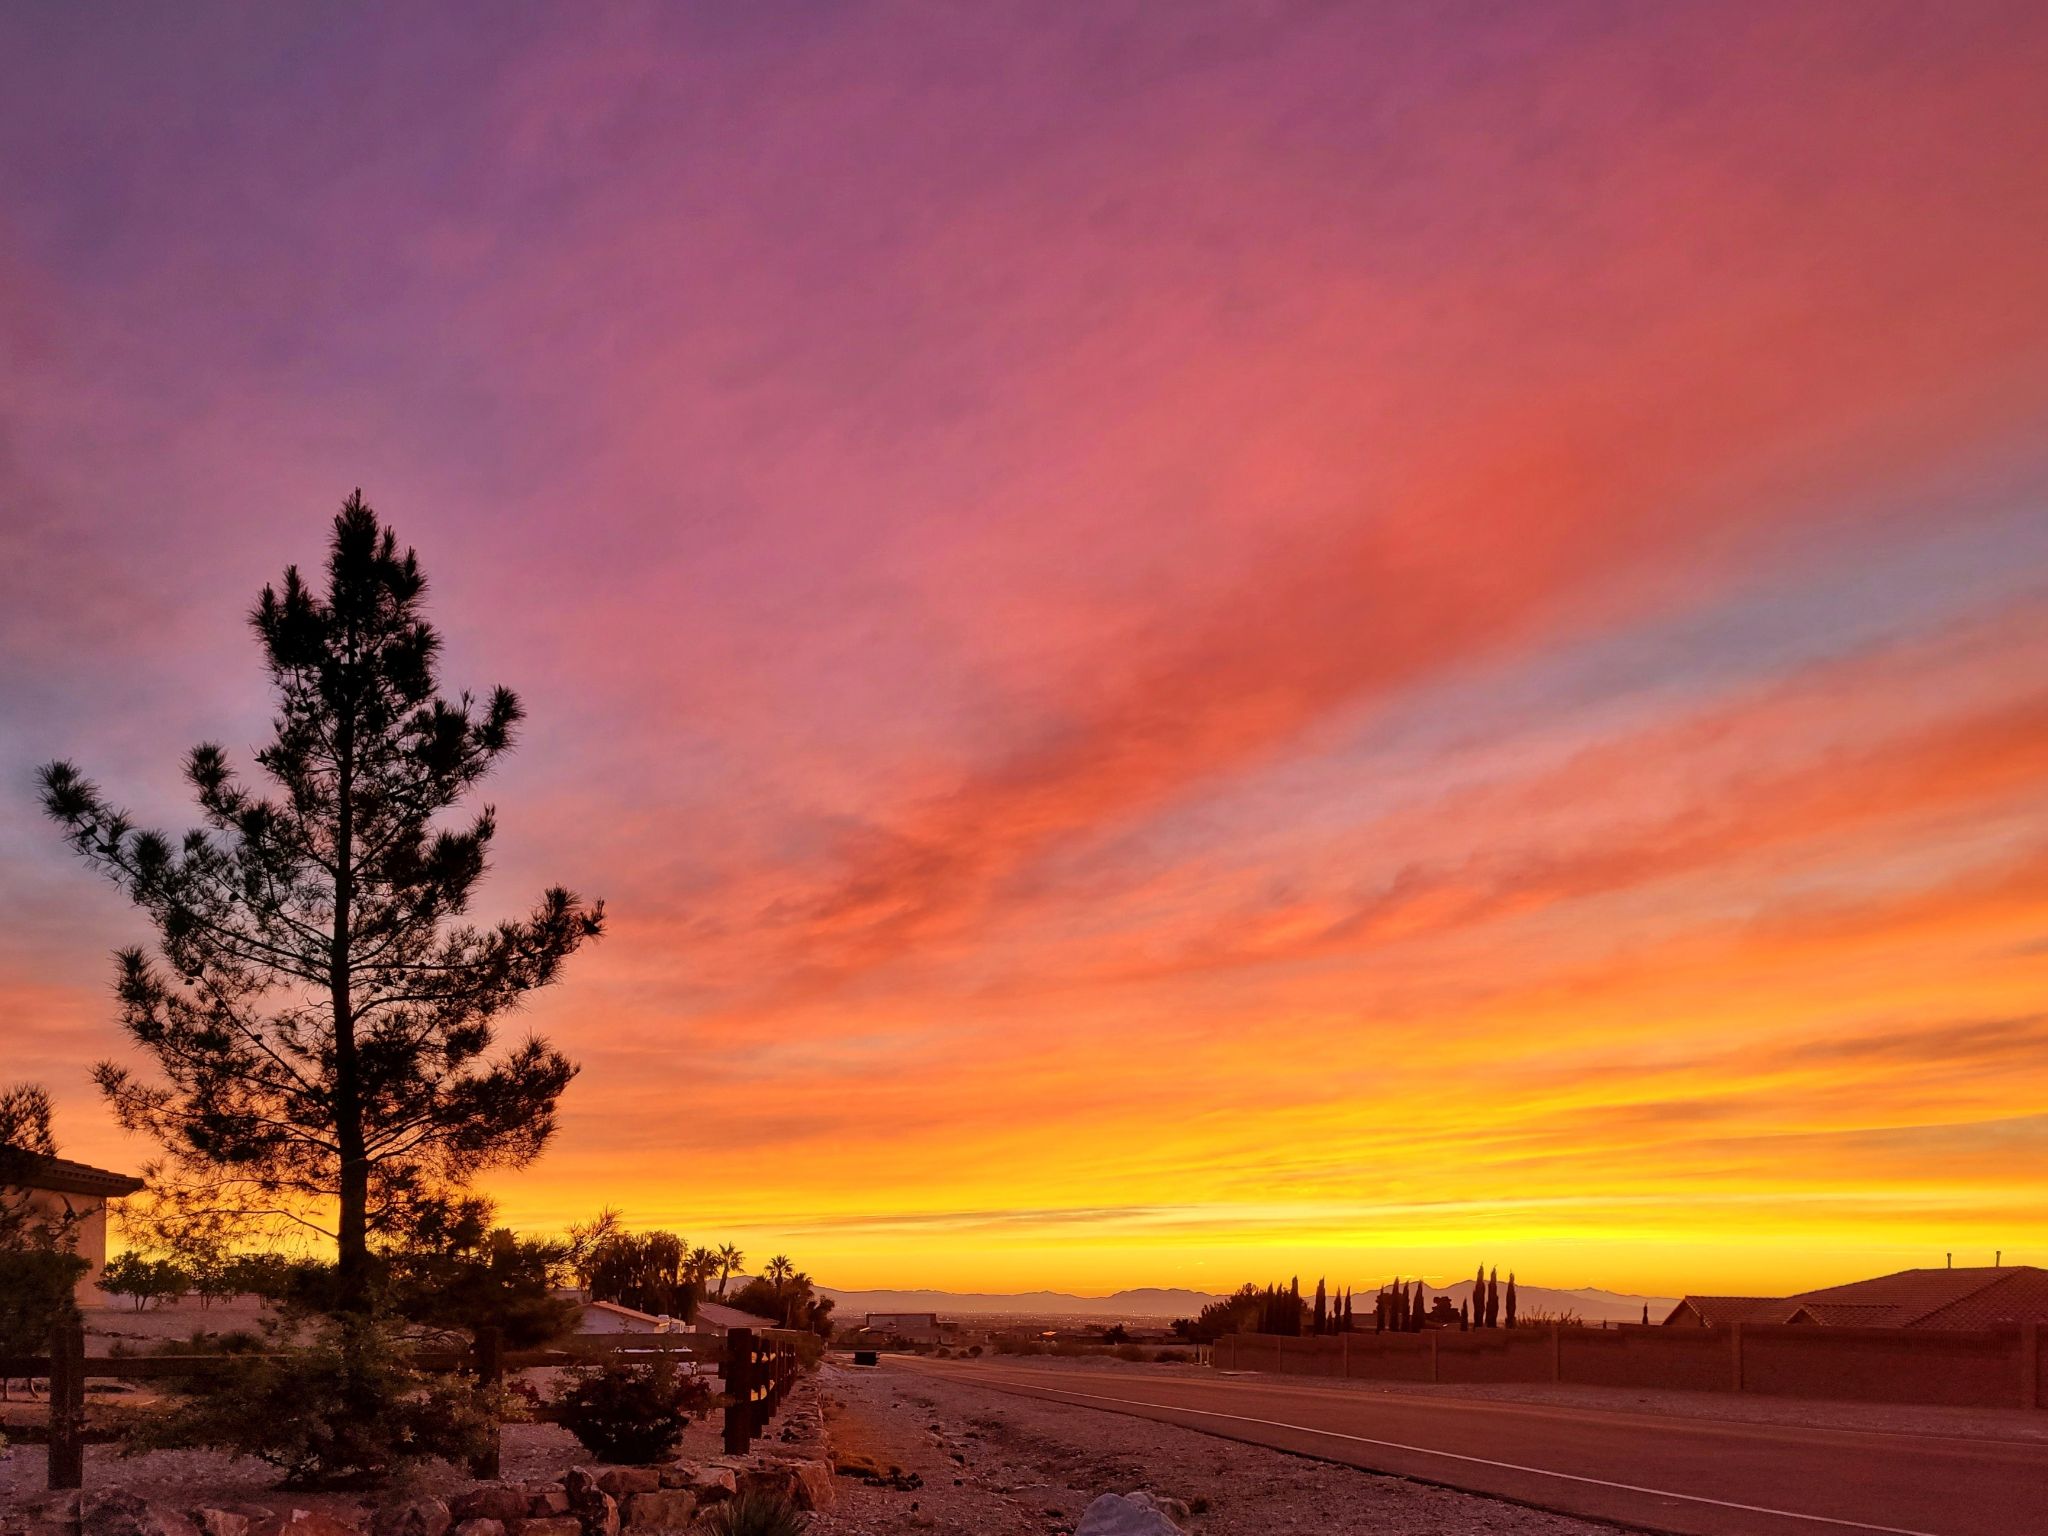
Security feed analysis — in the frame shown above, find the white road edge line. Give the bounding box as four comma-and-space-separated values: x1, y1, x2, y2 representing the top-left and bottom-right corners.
932, 1368, 1946, 1536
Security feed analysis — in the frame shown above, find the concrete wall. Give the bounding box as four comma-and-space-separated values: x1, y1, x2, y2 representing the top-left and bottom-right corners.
1217, 1322, 2045, 1410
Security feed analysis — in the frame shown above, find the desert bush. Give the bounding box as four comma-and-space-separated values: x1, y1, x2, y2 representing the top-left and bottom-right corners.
700, 1492, 808, 1536
134, 1313, 496, 1487
1156, 1349, 1192, 1364
1112, 1343, 1147, 1362
554, 1357, 713, 1463
967, 1343, 983, 1357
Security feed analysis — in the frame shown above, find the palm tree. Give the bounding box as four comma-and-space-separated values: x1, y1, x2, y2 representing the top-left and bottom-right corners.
716, 1243, 743, 1298
688, 1246, 716, 1285
764, 1253, 795, 1296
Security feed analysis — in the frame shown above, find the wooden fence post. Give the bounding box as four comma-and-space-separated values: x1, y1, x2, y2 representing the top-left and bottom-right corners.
1730, 1322, 1745, 1394
48, 1315, 85, 1491
470, 1325, 504, 1479
723, 1328, 755, 1455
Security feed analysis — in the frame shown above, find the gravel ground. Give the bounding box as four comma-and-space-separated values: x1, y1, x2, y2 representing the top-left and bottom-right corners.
809, 1362, 1626, 1536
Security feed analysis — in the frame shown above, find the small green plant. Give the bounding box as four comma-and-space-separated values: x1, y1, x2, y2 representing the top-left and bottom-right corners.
701, 1492, 808, 1536
554, 1357, 712, 1463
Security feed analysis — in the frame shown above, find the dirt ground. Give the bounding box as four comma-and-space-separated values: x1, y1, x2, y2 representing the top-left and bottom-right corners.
809, 1361, 1624, 1536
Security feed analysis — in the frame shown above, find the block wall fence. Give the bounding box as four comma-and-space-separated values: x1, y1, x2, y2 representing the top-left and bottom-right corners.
1213, 1322, 2045, 1410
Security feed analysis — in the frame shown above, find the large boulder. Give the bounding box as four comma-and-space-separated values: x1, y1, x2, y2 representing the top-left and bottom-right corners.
1075, 1493, 1186, 1536
83, 1493, 201, 1536
191, 1513, 251, 1536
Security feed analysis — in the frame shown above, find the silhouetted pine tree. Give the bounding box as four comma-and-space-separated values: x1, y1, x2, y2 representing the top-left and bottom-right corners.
1313, 1277, 1327, 1334
1642, 1303, 1650, 1325
1475, 1262, 1486, 1326
1485, 1267, 1500, 1328
1461, 1297, 1470, 1331
1506, 1271, 1518, 1329
40, 495, 603, 1307
1375, 1287, 1386, 1333
1411, 1280, 1425, 1331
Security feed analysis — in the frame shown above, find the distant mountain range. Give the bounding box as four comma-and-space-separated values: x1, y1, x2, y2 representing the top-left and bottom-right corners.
817, 1285, 1227, 1319
817, 1281, 1678, 1323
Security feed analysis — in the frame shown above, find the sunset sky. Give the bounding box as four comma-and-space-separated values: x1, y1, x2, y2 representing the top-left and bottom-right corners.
4, 3, 2048, 1300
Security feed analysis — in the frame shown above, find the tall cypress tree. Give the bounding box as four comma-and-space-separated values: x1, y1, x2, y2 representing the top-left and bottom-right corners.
1410, 1280, 1425, 1331
41, 495, 604, 1307
1485, 1266, 1500, 1328
1505, 1271, 1518, 1329
1474, 1262, 1486, 1326
1313, 1276, 1327, 1335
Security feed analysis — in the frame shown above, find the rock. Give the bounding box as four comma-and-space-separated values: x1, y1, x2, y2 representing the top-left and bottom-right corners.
447, 1494, 525, 1528
660, 1467, 733, 1505
217, 1507, 280, 1536
371, 1500, 449, 1536
1075, 1493, 1186, 1536
732, 1469, 793, 1507
784, 1462, 834, 1513
453, 1523, 503, 1536
558, 1481, 616, 1536
506, 1523, 576, 1536
83, 1492, 202, 1536
276, 1514, 361, 1536
193, 1513, 250, 1536
589, 1472, 658, 1501
522, 1495, 567, 1521
620, 1491, 694, 1532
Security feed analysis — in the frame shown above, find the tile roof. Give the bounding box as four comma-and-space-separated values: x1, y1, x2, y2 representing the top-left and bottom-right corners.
1665, 1296, 1793, 1327
1669, 1267, 2048, 1329
1790, 1267, 2045, 1328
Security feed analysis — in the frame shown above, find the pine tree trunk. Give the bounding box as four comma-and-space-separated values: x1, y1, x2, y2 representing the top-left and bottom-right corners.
331, 703, 368, 1308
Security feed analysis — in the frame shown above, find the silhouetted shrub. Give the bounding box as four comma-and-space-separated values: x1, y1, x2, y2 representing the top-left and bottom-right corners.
554, 1357, 713, 1463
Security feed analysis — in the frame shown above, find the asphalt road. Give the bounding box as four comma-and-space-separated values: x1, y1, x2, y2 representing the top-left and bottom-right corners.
886, 1356, 2048, 1536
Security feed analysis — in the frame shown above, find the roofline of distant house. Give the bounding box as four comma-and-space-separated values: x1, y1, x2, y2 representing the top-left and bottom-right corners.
3, 1154, 146, 1199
